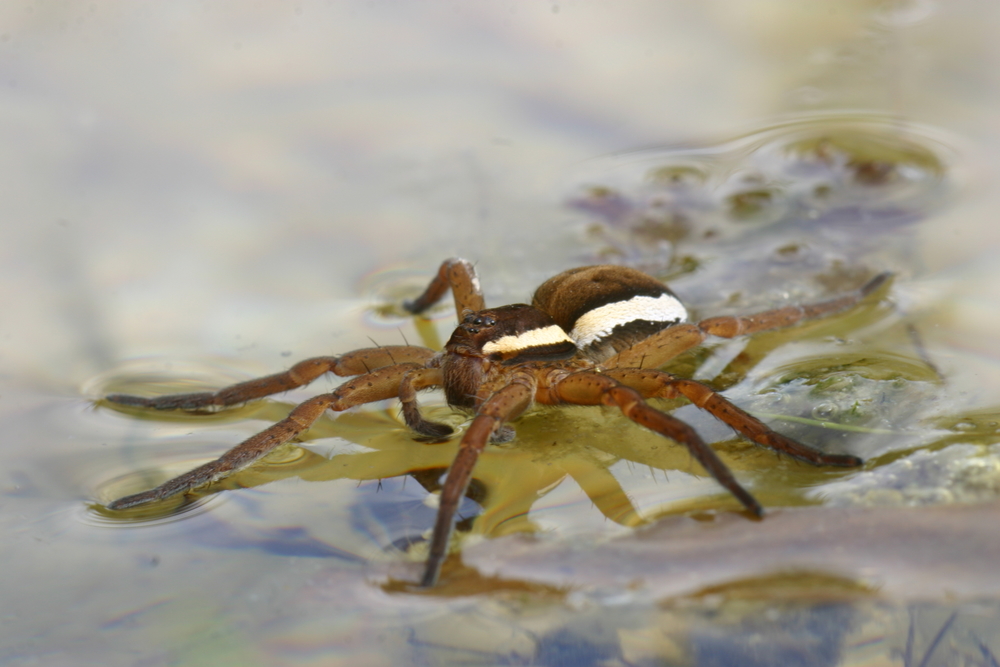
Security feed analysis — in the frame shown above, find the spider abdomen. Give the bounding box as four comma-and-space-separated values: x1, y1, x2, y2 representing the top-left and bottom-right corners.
532, 265, 688, 361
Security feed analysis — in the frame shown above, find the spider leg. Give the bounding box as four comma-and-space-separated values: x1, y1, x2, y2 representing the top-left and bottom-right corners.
106, 362, 426, 510
404, 257, 485, 316
698, 272, 891, 338
398, 367, 453, 438
605, 368, 863, 467
421, 380, 534, 587
551, 372, 763, 518
604, 272, 891, 370
105, 346, 436, 410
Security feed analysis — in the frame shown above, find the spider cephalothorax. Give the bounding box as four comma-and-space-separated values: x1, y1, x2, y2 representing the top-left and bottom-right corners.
103, 258, 888, 587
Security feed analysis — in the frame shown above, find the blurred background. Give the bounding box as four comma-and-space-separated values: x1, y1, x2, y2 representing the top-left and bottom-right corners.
3, 1, 1000, 665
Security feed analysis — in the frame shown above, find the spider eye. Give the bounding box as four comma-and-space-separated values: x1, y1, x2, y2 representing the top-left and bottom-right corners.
468, 315, 495, 328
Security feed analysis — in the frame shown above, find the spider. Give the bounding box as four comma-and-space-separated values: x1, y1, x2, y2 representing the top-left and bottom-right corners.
103, 259, 889, 587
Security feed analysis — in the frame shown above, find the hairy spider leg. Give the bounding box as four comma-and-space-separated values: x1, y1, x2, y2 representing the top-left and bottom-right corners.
605, 368, 863, 467
550, 371, 763, 518
404, 257, 486, 316
421, 379, 534, 587
106, 362, 425, 510
700, 272, 891, 338
605, 272, 891, 370
105, 346, 435, 410
397, 366, 453, 438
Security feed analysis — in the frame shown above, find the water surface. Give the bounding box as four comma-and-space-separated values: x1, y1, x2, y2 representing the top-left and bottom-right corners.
3, 2, 1000, 665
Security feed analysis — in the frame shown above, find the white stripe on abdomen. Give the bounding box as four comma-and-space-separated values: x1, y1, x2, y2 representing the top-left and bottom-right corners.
570, 293, 687, 348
